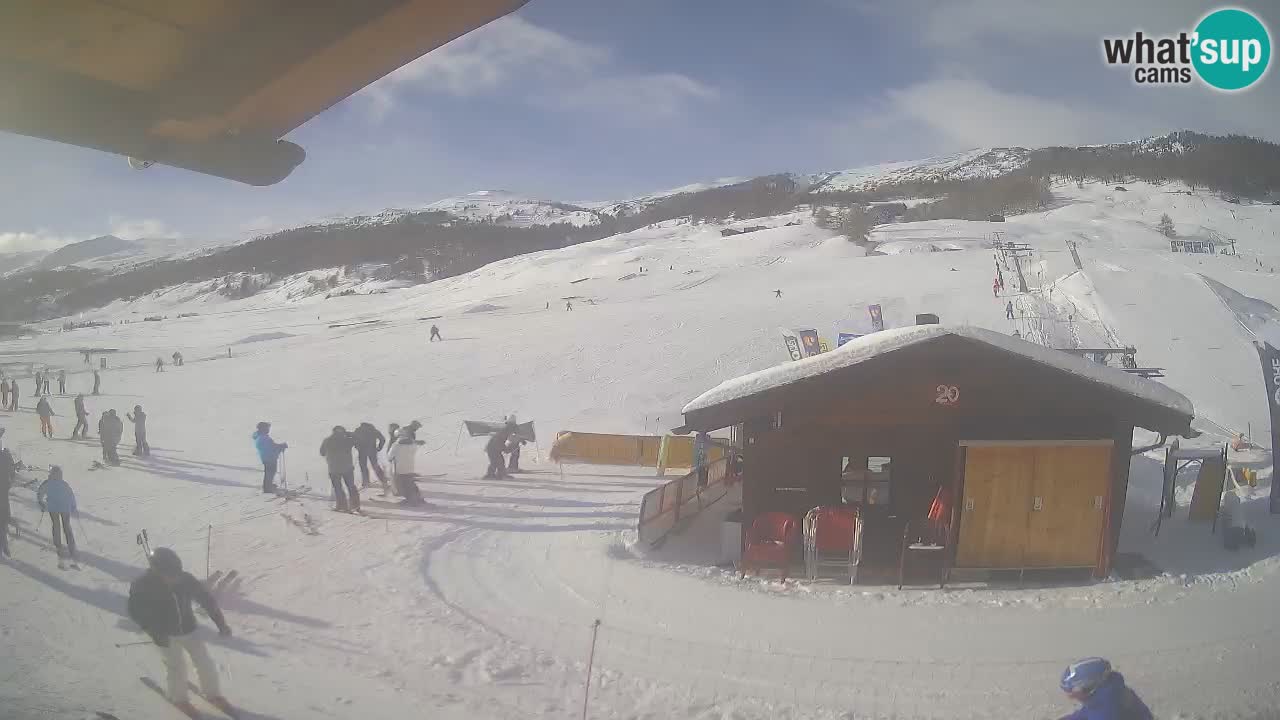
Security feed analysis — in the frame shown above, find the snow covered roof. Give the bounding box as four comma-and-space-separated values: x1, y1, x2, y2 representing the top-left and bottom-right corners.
682, 324, 1194, 424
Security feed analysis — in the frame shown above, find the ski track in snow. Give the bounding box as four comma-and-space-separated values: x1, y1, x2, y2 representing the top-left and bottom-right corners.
2, 182, 1280, 719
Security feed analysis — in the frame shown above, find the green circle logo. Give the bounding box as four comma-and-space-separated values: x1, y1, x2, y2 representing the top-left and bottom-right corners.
1192, 8, 1271, 91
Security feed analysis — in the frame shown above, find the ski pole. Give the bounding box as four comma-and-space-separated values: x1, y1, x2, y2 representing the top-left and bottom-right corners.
114, 641, 153, 648
74, 512, 89, 547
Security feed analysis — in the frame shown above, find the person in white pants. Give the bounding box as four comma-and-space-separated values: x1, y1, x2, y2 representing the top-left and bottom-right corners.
128, 547, 234, 714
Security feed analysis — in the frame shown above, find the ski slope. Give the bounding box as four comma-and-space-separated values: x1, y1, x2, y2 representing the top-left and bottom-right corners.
2, 181, 1279, 719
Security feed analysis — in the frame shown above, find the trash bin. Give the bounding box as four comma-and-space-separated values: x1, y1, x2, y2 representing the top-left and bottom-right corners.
721, 508, 743, 566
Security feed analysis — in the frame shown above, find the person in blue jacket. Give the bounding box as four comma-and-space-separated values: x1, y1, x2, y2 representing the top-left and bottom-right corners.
252, 422, 288, 493
1060, 657, 1152, 720
36, 466, 77, 561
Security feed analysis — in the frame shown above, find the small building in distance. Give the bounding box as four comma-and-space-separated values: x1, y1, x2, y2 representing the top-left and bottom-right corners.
679, 324, 1194, 582
1170, 239, 1216, 254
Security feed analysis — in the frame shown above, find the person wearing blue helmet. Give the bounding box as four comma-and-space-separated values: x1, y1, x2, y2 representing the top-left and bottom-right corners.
1060, 657, 1152, 720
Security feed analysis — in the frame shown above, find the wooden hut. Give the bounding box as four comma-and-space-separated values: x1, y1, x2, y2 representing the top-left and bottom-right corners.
679, 325, 1194, 580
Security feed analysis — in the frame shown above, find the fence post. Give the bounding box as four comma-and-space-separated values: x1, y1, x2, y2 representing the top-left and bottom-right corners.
581, 619, 602, 720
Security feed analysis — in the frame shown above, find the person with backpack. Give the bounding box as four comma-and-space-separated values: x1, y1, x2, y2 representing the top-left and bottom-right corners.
253, 422, 288, 493
36, 466, 77, 563
127, 405, 150, 456
320, 426, 360, 513
1059, 657, 1153, 720
35, 396, 54, 439
351, 422, 388, 490
0, 445, 14, 558
128, 547, 236, 717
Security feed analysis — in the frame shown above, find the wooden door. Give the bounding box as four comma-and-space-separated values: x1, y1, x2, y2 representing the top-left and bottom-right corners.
1024, 445, 1111, 568
954, 446, 1034, 568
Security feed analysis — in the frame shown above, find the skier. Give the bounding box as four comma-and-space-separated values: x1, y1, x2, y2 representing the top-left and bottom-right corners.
319, 426, 360, 513
484, 420, 515, 480
33, 371, 42, 396
351, 422, 388, 490
992, 278, 1000, 297
398, 420, 422, 442
155, 357, 165, 373
506, 434, 526, 473
36, 466, 77, 563
1059, 657, 1152, 720
43, 373, 51, 395
127, 405, 150, 456
35, 396, 54, 439
103, 409, 124, 464
253, 422, 288, 493
774, 289, 782, 298
83, 351, 91, 365
57, 369, 66, 395
8, 379, 17, 411
71, 394, 89, 439
92, 370, 101, 396
1006, 301, 1015, 320
172, 351, 183, 367
387, 429, 426, 505
1, 376, 8, 409
387, 423, 401, 452
565, 300, 573, 311
127, 547, 235, 717
0, 444, 13, 558
429, 325, 442, 342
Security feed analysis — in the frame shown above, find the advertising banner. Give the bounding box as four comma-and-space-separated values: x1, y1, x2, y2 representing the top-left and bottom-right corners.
1257, 342, 1280, 514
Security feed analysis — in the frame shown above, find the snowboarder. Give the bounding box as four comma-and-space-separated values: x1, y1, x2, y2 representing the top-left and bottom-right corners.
127, 405, 150, 457
1005, 301, 1015, 320
36, 466, 77, 562
8, 379, 17, 411
320, 426, 360, 513
253, 422, 288, 493
387, 429, 426, 505
71, 394, 89, 439
0, 445, 13, 558
1059, 657, 1152, 720
484, 421, 515, 480
36, 396, 54, 439
127, 547, 235, 717
155, 357, 165, 373
102, 409, 124, 464
774, 289, 782, 298
92, 370, 100, 396
57, 369, 66, 395
351, 422, 388, 489
429, 325, 442, 342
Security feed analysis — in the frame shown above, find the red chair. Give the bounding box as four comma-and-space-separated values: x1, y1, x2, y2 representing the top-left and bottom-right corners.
804, 506, 862, 583
740, 512, 799, 580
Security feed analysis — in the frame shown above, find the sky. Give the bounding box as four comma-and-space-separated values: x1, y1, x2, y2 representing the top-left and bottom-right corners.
2, 0, 1278, 254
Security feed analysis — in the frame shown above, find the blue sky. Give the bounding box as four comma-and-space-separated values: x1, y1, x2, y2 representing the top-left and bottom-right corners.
2, 0, 1277, 252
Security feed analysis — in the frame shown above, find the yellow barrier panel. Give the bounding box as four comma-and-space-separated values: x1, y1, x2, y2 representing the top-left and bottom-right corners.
551, 431, 720, 469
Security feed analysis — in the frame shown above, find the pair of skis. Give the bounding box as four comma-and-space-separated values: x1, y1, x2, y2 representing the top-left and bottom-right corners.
140, 676, 242, 719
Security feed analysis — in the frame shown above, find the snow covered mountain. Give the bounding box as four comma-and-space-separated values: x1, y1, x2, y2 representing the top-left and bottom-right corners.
7, 176, 1280, 720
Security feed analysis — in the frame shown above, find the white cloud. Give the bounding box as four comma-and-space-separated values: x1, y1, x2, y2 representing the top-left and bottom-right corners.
0, 230, 80, 254
552, 73, 719, 122
108, 217, 180, 241
355, 15, 717, 123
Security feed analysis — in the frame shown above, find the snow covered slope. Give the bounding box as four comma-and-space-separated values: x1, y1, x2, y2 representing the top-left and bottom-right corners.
813, 147, 1031, 193
4, 180, 1280, 720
